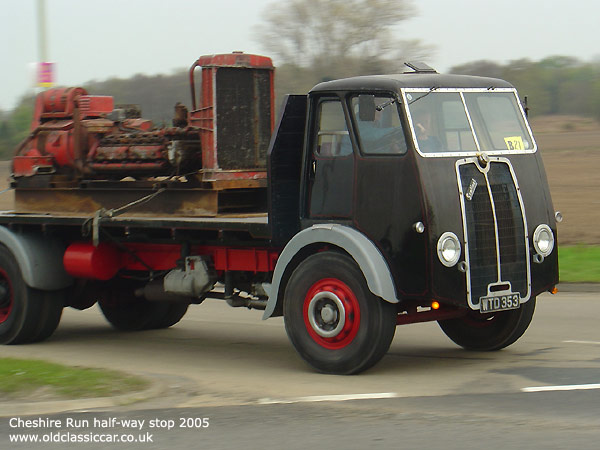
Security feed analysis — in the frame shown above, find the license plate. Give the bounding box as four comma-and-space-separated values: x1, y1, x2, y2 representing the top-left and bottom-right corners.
480, 293, 521, 313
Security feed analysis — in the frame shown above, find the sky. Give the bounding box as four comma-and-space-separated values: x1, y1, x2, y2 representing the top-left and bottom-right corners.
0, 0, 598, 112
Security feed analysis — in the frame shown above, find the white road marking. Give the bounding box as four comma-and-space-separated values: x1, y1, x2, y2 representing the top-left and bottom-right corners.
258, 392, 399, 405
522, 384, 600, 393
563, 340, 600, 345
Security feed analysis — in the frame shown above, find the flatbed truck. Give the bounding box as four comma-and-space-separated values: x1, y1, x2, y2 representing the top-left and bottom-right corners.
0, 53, 559, 374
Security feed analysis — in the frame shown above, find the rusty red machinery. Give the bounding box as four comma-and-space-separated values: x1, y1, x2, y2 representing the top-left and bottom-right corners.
12, 52, 274, 217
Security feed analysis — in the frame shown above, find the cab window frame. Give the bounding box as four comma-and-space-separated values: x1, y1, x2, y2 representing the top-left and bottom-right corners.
312, 96, 353, 158
402, 87, 537, 158
347, 92, 408, 157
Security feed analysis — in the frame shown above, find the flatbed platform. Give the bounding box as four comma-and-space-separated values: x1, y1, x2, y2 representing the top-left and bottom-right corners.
0, 210, 272, 241
12, 178, 268, 219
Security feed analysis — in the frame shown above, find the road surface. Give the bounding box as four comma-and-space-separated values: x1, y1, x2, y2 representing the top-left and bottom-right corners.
1, 289, 599, 449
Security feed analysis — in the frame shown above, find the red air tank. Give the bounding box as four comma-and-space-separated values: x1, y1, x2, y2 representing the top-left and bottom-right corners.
63, 242, 123, 281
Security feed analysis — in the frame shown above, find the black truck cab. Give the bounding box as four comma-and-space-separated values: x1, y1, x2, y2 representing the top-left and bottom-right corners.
302, 70, 558, 308
267, 67, 558, 373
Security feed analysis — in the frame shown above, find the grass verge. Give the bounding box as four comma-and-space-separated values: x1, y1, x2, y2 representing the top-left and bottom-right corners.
0, 357, 149, 401
559, 245, 600, 283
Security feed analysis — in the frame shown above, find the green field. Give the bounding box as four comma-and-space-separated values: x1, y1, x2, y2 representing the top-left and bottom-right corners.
559, 246, 600, 283
0, 358, 148, 401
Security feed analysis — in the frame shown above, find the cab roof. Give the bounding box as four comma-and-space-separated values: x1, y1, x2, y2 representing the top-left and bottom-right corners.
310, 73, 514, 93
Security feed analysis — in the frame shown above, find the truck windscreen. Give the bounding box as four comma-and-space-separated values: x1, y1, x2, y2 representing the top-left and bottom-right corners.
405, 89, 535, 156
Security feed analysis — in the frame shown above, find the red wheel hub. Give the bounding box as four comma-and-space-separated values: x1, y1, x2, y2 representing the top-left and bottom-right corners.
0, 269, 13, 324
303, 278, 360, 350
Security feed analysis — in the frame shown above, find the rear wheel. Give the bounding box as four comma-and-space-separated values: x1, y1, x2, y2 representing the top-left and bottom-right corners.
98, 279, 188, 331
283, 252, 397, 374
30, 290, 64, 343
148, 303, 189, 329
438, 297, 536, 351
0, 245, 63, 344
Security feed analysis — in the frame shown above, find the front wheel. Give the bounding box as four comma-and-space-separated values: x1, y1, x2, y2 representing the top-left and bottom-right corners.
438, 297, 536, 351
283, 251, 397, 375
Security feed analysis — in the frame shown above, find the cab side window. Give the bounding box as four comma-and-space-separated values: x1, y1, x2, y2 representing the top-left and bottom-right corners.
315, 99, 352, 157
351, 95, 407, 155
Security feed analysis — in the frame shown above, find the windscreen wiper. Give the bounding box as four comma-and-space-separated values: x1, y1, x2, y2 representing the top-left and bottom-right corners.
408, 87, 438, 105
376, 98, 396, 111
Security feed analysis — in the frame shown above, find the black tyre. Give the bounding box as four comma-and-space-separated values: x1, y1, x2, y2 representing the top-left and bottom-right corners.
148, 303, 189, 329
438, 297, 536, 351
0, 245, 63, 344
99, 279, 188, 331
30, 290, 64, 343
283, 252, 397, 375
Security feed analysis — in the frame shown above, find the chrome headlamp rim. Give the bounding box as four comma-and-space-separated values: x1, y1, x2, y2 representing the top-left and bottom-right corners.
437, 232, 461, 267
533, 224, 554, 257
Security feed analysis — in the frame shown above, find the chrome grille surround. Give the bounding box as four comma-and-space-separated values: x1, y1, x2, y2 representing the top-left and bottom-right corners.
455, 157, 531, 310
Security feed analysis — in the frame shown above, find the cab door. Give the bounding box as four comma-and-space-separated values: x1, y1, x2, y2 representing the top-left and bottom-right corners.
307, 97, 354, 218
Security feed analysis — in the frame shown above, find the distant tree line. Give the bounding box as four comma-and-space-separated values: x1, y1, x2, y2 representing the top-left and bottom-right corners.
1, 55, 599, 159
256, 0, 431, 103
450, 56, 600, 119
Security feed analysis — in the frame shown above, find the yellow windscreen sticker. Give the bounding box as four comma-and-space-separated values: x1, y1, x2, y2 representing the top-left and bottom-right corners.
504, 136, 525, 150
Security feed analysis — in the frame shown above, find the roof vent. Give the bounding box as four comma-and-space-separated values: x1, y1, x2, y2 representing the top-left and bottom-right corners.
404, 61, 437, 73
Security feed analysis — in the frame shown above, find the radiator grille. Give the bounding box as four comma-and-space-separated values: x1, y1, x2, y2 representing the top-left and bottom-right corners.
488, 168, 528, 296
458, 161, 528, 306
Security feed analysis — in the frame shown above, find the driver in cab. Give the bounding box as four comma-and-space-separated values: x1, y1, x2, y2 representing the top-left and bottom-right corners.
354, 95, 406, 154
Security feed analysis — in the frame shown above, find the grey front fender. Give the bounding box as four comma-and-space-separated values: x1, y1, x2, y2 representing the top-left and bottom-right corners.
262, 224, 399, 319
0, 226, 73, 290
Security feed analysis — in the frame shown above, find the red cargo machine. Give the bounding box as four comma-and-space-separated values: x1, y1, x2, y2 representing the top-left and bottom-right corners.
12, 52, 275, 217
